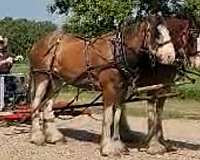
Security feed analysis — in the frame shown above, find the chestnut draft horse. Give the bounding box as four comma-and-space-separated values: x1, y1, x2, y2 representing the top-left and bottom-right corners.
29, 16, 176, 156
119, 15, 200, 155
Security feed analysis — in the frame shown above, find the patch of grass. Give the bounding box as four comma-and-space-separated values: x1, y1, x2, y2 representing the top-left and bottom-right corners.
11, 63, 29, 74
177, 77, 200, 101
126, 99, 200, 119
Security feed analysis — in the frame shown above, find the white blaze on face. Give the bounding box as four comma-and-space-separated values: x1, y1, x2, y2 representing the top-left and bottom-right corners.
197, 34, 200, 52
155, 24, 176, 64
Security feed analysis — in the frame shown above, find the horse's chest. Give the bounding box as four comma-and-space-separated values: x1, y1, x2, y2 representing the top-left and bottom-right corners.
136, 65, 176, 86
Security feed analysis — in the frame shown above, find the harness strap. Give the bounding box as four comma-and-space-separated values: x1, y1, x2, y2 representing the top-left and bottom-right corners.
157, 40, 172, 48
112, 32, 139, 85
83, 40, 97, 90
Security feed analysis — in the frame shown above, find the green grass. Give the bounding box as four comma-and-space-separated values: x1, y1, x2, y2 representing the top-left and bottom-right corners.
177, 77, 200, 101
126, 99, 200, 119
11, 63, 29, 74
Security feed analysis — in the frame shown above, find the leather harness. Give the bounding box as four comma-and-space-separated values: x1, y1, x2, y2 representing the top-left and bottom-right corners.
31, 25, 174, 92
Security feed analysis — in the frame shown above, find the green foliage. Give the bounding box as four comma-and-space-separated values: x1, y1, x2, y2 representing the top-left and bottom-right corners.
136, 0, 184, 16
0, 17, 56, 62
48, 0, 200, 37
48, 0, 137, 37
183, 0, 200, 26
177, 77, 200, 101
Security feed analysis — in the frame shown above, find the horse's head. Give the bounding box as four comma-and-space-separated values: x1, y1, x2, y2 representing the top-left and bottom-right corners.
121, 15, 176, 65
168, 16, 200, 69
142, 15, 176, 65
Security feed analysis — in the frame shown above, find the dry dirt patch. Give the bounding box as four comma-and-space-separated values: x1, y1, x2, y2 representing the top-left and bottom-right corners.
0, 116, 200, 160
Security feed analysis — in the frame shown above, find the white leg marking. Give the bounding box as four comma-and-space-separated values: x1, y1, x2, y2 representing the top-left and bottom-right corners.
101, 105, 114, 156
102, 105, 113, 144
44, 99, 64, 144
113, 106, 122, 140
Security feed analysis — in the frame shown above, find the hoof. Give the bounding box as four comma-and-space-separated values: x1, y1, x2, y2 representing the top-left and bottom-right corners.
101, 139, 128, 157
30, 131, 45, 145
45, 129, 65, 144
161, 139, 177, 152
113, 140, 129, 155
146, 140, 167, 155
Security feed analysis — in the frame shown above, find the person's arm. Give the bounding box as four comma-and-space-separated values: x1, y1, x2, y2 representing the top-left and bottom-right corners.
0, 57, 13, 67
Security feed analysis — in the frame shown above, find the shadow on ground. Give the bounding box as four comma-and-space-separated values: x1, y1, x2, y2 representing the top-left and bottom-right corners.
59, 128, 200, 151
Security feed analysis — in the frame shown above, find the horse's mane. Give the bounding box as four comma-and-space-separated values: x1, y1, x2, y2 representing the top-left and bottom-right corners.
120, 16, 142, 39
119, 15, 163, 44
166, 13, 198, 29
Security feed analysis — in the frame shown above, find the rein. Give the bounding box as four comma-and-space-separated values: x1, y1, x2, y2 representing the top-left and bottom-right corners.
29, 22, 187, 118
157, 40, 172, 48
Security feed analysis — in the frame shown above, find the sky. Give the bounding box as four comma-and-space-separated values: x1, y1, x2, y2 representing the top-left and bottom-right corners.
0, 0, 65, 25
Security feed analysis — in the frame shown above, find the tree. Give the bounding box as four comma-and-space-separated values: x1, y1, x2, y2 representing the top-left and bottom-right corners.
136, 0, 184, 16
0, 17, 56, 62
48, 0, 200, 37
184, 0, 200, 26
48, 0, 137, 37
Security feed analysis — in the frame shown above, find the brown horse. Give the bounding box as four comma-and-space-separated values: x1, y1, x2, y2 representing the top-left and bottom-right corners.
119, 15, 200, 155
29, 16, 175, 156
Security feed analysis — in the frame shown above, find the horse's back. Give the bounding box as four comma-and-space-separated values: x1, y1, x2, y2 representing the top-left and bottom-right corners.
29, 31, 84, 70
29, 30, 114, 86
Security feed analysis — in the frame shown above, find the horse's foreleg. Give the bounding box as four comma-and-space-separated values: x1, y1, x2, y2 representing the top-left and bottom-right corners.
99, 69, 127, 156
43, 98, 64, 144
101, 102, 114, 156
145, 98, 167, 155
30, 79, 49, 145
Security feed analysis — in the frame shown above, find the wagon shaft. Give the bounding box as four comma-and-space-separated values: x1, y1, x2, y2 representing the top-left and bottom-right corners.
52, 92, 180, 111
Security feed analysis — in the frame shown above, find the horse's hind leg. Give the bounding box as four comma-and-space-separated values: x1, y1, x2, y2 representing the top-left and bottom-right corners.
30, 77, 49, 145
43, 95, 64, 144
40, 79, 65, 144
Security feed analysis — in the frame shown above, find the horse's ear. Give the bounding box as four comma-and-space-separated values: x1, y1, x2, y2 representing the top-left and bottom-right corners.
3, 37, 8, 47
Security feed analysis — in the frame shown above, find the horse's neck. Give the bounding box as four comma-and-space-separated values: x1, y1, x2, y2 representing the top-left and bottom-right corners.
125, 32, 144, 52
123, 33, 145, 69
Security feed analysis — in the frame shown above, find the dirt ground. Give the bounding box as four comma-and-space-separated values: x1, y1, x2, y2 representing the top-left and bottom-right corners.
1, 115, 200, 160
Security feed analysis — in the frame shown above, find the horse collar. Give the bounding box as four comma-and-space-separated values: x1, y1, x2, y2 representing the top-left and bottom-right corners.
112, 32, 138, 83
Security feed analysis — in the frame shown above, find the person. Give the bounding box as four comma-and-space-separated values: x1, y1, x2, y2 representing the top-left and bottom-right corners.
0, 35, 13, 73
0, 57, 13, 67
0, 35, 15, 109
